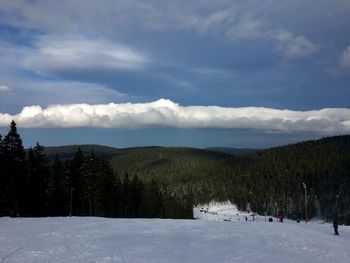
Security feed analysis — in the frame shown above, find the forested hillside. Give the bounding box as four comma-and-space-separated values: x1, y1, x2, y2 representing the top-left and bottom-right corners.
107, 136, 350, 223
1, 120, 349, 223
110, 147, 233, 203
0, 122, 193, 219
229, 136, 350, 223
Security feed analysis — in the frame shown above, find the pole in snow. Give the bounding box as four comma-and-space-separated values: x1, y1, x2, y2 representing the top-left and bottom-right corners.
303, 183, 307, 223
69, 187, 73, 217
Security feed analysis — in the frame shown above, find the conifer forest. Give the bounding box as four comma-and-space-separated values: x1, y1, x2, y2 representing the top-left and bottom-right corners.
1, 121, 349, 224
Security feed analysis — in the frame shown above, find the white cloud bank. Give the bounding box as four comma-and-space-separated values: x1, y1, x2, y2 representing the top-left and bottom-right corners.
0, 99, 350, 134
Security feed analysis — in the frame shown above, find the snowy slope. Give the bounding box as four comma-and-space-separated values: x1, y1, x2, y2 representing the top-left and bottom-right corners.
0, 216, 349, 263
194, 201, 265, 221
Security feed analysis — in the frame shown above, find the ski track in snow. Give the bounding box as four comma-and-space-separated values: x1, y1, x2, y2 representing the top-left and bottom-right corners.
1, 203, 349, 263
0, 216, 350, 263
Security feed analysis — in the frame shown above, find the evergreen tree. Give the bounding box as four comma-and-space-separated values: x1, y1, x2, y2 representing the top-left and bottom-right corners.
95, 159, 119, 217
0, 134, 5, 215
141, 179, 163, 218
121, 172, 131, 217
47, 155, 68, 216
1, 121, 27, 216
26, 143, 50, 216
67, 148, 84, 215
113, 171, 122, 217
131, 174, 143, 217
81, 152, 99, 216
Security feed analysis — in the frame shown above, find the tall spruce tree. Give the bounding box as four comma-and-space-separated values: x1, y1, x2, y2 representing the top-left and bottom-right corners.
81, 152, 99, 216
47, 155, 68, 216
95, 159, 118, 217
67, 148, 84, 215
27, 143, 50, 216
121, 172, 131, 217
1, 121, 27, 216
142, 179, 163, 218
0, 134, 5, 215
131, 174, 143, 217
113, 171, 122, 217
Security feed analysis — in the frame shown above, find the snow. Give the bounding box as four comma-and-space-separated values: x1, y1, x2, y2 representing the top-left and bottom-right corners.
1, 206, 350, 263
194, 201, 264, 222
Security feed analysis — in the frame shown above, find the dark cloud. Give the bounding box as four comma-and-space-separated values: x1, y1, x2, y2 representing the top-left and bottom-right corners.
0, 0, 349, 117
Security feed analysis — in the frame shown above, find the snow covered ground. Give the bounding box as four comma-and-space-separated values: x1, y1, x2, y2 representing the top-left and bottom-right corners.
194, 201, 266, 222
1, 203, 350, 262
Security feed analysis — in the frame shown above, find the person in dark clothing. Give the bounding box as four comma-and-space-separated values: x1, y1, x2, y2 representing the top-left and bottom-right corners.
333, 220, 339, 235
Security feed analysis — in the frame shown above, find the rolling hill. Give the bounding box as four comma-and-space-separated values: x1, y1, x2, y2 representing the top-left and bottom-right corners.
42, 144, 122, 159
40, 135, 350, 223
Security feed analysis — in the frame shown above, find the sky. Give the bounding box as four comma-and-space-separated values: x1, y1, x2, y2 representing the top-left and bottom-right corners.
0, 0, 350, 148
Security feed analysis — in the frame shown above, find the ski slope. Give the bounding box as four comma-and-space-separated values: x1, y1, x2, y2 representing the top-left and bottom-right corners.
0, 215, 349, 263
194, 201, 263, 221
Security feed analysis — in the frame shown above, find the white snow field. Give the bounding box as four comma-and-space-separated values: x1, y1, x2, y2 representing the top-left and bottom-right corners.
193, 201, 263, 221
1, 204, 350, 263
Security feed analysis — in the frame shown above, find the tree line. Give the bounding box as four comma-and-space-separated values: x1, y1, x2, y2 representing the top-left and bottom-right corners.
0, 121, 193, 218
107, 135, 350, 224
1, 120, 349, 224
224, 136, 350, 224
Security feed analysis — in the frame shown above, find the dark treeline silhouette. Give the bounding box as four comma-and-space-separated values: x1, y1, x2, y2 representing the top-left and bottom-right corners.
0, 121, 193, 218
1, 121, 349, 224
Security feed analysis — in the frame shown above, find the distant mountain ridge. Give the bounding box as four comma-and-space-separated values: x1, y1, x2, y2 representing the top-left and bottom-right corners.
42, 144, 121, 159
41, 144, 257, 159
205, 147, 259, 155
44, 144, 258, 159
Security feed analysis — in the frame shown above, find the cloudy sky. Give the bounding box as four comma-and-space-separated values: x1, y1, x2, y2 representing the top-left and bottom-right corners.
0, 0, 350, 148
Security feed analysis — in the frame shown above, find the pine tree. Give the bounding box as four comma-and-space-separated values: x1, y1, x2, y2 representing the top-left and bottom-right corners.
95, 159, 118, 217
0, 134, 5, 215
113, 171, 122, 217
131, 174, 143, 217
47, 155, 68, 216
67, 148, 84, 215
26, 143, 50, 216
142, 179, 163, 218
1, 121, 27, 216
121, 172, 130, 217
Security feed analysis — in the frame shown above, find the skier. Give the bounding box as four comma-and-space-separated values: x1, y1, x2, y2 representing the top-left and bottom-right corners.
333, 220, 339, 235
